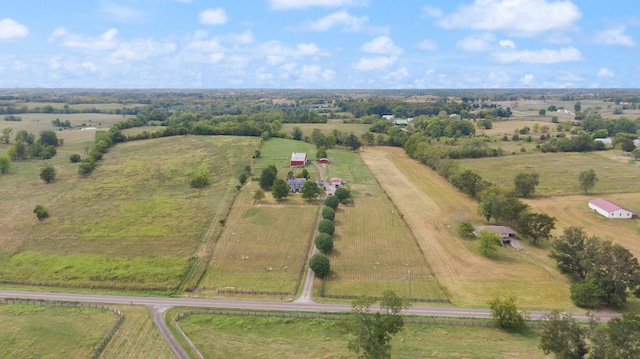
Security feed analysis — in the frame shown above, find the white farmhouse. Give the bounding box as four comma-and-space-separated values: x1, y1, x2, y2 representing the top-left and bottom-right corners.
588, 198, 637, 219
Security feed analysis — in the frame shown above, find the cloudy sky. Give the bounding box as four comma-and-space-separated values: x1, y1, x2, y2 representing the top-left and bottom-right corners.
1, 0, 638, 88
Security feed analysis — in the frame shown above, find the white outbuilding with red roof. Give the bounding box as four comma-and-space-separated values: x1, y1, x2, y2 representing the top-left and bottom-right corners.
588, 198, 637, 219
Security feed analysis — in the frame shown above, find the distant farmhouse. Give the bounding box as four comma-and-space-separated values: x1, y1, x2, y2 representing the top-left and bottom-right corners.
330, 177, 343, 188
473, 225, 517, 245
382, 114, 394, 120
288, 178, 306, 192
594, 138, 612, 145
290, 153, 307, 168
588, 198, 637, 219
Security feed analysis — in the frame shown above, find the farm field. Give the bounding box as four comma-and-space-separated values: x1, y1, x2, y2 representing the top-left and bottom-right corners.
176, 314, 547, 358
321, 148, 445, 299
0, 135, 260, 290
0, 304, 118, 358
0, 113, 130, 134
361, 147, 575, 310
280, 122, 371, 139
100, 305, 174, 359
456, 151, 640, 196
200, 184, 319, 294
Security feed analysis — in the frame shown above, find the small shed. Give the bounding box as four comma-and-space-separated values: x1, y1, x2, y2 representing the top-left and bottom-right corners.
588, 198, 636, 219
474, 226, 517, 244
330, 177, 343, 188
319, 158, 329, 164
290, 153, 307, 167
288, 178, 306, 192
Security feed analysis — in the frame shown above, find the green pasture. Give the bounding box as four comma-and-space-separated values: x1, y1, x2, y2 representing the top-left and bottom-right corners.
0, 135, 260, 289
201, 186, 318, 293
457, 151, 640, 196
0, 304, 118, 358
177, 314, 546, 358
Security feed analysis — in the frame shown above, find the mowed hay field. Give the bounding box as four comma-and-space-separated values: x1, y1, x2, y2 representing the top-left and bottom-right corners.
457, 152, 640, 196
100, 306, 174, 359
361, 147, 575, 310
0, 135, 260, 289
321, 148, 444, 299
0, 304, 118, 358
176, 314, 546, 359
200, 183, 319, 293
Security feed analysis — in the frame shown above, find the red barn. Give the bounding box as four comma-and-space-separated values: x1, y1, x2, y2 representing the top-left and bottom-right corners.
319, 158, 329, 164
290, 152, 307, 167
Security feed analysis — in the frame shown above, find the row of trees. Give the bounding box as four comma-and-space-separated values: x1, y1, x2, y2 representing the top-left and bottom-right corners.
5, 129, 60, 161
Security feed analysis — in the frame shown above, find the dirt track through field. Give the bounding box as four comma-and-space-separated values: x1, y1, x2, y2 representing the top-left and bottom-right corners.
361, 147, 573, 308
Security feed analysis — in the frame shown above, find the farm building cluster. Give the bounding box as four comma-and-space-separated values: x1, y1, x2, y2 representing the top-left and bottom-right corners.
287, 153, 344, 195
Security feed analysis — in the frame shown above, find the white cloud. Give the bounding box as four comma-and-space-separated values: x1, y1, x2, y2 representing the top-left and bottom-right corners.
299, 64, 335, 83
50, 28, 119, 51
0, 19, 29, 40
305, 10, 369, 32
417, 38, 437, 51
353, 56, 397, 71
595, 26, 636, 47
102, 5, 148, 24
187, 38, 224, 53
439, 0, 581, 36
422, 6, 443, 18
597, 68, 614, 78
499, 40, 516, 49
111, 39, 176, 62
492, 46, 583, 64
521, 74, 534, 85
297, 43, 320, 56
219, 30, 255, 45
361, 36, 402, 55
384, 67, 409, 81
199, 8, 228, 25
268, 0, 368, 10
457, 33, 495, 52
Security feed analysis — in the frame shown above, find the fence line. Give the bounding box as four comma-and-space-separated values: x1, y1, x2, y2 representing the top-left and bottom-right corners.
319, 293, 451, 303
0, 279, 176, 292
214, 289, 291, 296
174, 309, 542, 329
174, 313, 205, 359
0, 299, 125, 359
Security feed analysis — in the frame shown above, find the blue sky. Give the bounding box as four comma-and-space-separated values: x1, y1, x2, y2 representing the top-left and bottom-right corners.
0, 0, 638, 89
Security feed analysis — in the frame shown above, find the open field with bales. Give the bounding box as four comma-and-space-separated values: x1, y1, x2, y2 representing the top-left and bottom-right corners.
321, 147, 445, 299
0, 304, 118, 358
0, 135, 260, 290
176, 313, 547, 359
456, 152, 640, 196
200, 185, 319, 294
361, 147, 576, 310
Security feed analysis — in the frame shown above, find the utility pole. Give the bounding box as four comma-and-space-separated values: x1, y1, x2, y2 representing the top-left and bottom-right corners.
408, 268, 412, 299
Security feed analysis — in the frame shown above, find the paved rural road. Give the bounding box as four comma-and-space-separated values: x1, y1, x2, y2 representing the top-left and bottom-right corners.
0, 289, 621, 358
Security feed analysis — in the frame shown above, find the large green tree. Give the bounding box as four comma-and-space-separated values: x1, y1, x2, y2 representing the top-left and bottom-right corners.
478, 230, 502, 257
578, 169, 598, 194
0, 155, 11, 174
2, 127, 12, 144
343, 291, 410, 359
517, 212, 556, 245
271, 178, 289, 200
39, 165, 57, 183
259, 165, 278, 190
309, 253, 330, 278
300, 180, 323, 200
346, 133, 362, 152
14, 130, 34, 145
39, 130, 59, 147
513, 172, 539, 198
488, 295, 528, 329
539, 310, 588, 359
291, 126, 303, 140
